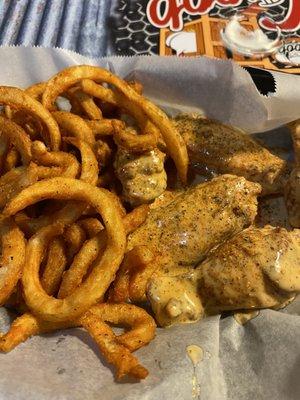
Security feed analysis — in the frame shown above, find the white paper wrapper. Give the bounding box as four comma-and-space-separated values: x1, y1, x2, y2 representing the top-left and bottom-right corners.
0, 46, 299, 400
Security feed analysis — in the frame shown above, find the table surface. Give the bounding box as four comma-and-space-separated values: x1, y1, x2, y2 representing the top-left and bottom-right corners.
0, 0, 113, 58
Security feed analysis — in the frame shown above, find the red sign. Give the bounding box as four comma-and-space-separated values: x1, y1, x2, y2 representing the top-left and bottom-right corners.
147, 0, 243, 31
259, 0, 300, 32
147, 0, 300, 33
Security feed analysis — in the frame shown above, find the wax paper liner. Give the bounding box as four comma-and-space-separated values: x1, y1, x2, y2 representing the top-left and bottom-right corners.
0, 46, 299, 400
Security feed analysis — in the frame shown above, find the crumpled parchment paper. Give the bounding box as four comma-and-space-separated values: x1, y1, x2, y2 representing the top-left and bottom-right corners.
0, 46, 299, 400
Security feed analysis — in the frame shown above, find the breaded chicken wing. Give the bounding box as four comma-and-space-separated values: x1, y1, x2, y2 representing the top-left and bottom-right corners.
148, 226, 300, 326
174, 115, 290, 195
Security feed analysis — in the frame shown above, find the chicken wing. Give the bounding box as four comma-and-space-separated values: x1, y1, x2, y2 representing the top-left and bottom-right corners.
174, 115, 290, 195
127, 174, 260, 267
109, 175, 261, 302
114, 148, 167, 206
148, 226, 300, 327
285, 120, 300, 227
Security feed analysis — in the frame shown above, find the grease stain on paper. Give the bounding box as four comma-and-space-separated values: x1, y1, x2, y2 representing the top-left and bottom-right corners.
186, 345, 204, 399
234, 310, 260, 325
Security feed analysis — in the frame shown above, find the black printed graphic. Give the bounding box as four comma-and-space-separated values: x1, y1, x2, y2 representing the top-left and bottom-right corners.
244, 67, 277, 96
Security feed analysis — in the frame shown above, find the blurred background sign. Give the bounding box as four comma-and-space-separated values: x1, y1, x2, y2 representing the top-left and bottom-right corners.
0, 0, 299, 74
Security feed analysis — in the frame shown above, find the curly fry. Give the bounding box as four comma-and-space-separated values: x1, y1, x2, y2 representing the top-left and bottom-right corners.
64, 137, 99, 185
0, 116, 32, 165
35, 165, 64, 179
80, 79, 159, 152
0, 313, 71, 353
31, 140, 80, 179
60, 89, 83, 115
4, 178, 126, 322
128, 249, 158, 303
94, 139, 112, 168
41, 237, 67, 295
123, 204, 150, 234
0, 134, 9, 173
89, 303, 156, 352
1, 303, 155, 380
64, 222, 87, 262
69, 87, 103, 120
57, 232, 105, 299
42, 66, 188, 182
0, 217, 26, 305
14, 135, 98, 235
25, 82, 47, 102
85, 119, 115, 137
128, 80, 143, 95
112, 120, 157, 152
52, 111, 95, 146
3, 147, 20, 172
9, 109, 43, 141
58, 205, 149, 299
79, 307, 149, 380
108, 246, 155, 303
78, 217, 103, 238
0, 86, 61, 150
0, 164, 38, 209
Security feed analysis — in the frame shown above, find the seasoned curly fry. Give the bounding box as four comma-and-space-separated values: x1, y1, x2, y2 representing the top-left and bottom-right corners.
64, 222, 87, 262
69, 87, 103, 120
35, 165, 64, 179
128, 80, 143, 95
41, 237, 67, 295
52, 111, 95, 146
64, 137, 99, 185
62, 89, 83, 115
107, 251, 132, 303
58, 205, 149, 299
0, 313, 42, 352
128, 249, 158, 303
89, 303, 156, 351
58, 232, 105, 299
112, 120, 157, 152
94, 139, 112, 168
14, 135, 98, 235
0, 87, 61, 150
78, 217, 103, 237
4, 281, 27, 314
1, 303, 154, 380
0, 216, 26, 305
0, 313, 71, 353
25, 82, 47, 101
0, 66, 171, 382
123, 204, 150, 234
85, 119, 115, 136
0, 164, 38, 208
31, 140, 80, 178
3, 147, 20, 172
108, 205, 153, 303
3, 105, 12, 119
0, 134, 9, 173
108, 246, 155, 303
0, 116, 32, 165
42, 66, 188, 182
80, 79, 159, 152
14, 201, 87, 237
79, 308, 149, 380
9, 109, 43, 141
17, 135, 98, 234
80, 80, 117, 104
4, 178, 126, 322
